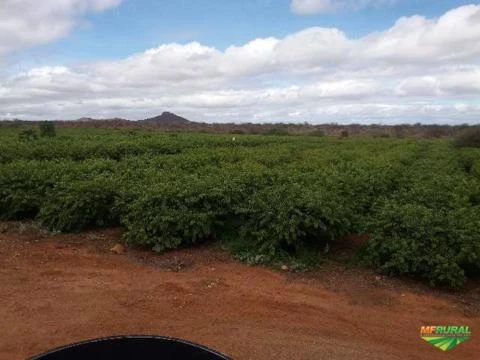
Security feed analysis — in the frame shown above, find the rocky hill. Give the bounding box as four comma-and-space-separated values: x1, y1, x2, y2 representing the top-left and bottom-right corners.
140, 112, 192, 125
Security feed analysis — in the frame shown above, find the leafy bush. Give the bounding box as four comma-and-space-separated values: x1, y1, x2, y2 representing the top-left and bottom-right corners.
362, 201, 480, 287
472, 160, 480, 179
235, 180, 353, 256
120, 176, 240, 252
39, 121, 56, 137
18, 129, 38, 142
0, 162, 47, 219
39, 178, 119, 232
0, 158, 117, 221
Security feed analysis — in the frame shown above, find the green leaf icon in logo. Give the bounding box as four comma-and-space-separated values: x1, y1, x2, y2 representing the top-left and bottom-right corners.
421, 336, 470, 351
420, 326, 471, 351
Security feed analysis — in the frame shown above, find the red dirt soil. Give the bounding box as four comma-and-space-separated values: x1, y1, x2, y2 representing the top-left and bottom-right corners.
0, 225, 478, 360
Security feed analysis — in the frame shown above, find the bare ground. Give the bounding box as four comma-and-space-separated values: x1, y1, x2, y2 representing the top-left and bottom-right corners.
0, 224, 478, 360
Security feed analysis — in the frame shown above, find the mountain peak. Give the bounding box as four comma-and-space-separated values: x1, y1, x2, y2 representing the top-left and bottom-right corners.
141, 112, 191, 125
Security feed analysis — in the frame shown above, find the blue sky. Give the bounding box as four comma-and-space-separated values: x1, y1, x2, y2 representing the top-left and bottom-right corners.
20, 0, 477, 64
0, 0, 479, 123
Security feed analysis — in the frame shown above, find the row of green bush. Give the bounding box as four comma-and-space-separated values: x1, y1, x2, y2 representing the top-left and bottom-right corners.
0, 129, 479, 287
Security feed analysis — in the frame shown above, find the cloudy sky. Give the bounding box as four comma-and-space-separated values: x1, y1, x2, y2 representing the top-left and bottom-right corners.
0, 0, 479, 124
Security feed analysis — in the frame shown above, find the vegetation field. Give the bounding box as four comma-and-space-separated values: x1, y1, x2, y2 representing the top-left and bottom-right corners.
1, 126, 479, 288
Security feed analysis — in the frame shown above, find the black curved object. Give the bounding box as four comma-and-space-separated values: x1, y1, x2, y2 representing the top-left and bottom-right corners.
30, 335, 231, 360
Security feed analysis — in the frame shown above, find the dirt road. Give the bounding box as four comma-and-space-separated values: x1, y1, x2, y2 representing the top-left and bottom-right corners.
0, 225, 478, 359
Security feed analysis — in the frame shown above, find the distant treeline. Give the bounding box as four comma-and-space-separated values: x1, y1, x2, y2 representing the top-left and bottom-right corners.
1, 118, 479, 139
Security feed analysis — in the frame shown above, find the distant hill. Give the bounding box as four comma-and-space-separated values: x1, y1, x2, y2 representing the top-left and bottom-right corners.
2, 113, 479, 139
140, 112, 192, 125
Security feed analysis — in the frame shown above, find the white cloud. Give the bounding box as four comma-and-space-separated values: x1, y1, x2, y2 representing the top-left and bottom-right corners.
300, 79, 379, 99
275, 28, 351, 69
360, 5, 480, 63
395, 66, 480, 97
223, 38, 279, 76
0, 0, 122, 56
291, 0, 395, 15
0, 4, 479, 124
291, 0, 336, 14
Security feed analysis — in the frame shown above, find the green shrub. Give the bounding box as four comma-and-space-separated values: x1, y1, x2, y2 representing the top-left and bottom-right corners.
472, 160, 480, 179
18, 129, 38, 142
0, 162, 45, 219
120, 176, 239, 252
0, 158, 118, 222
39, 121, 56, 137
362, 201, 480, 287
235, 181, 353, 256
39, 178, 118, 232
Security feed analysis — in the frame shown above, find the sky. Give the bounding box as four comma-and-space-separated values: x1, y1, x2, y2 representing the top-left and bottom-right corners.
0, 0, 479, 124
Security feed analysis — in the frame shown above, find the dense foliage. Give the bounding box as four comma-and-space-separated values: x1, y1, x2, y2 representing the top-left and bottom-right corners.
39, 121, 56, 138
0, 126, 479, 287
